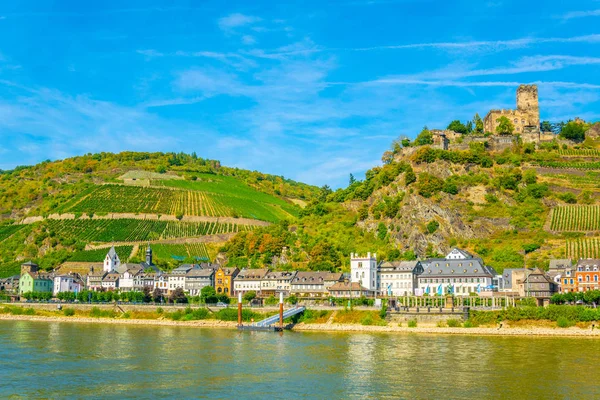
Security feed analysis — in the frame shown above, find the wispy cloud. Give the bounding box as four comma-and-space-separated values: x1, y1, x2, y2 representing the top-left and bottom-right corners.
242, 35, 256, 45
561, 9, 600, 20
218, 13, 261, 31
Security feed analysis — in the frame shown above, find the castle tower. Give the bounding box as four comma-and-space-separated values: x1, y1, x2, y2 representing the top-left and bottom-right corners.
145, 245, 153, 266
350, 252, 378, 292
103, 246, 120, 272
21, 261, 39, 275
516, 84, 540, 133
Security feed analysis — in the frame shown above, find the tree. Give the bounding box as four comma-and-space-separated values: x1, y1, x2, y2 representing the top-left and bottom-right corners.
201, 286, 217, 303
426, 220, 439, 234
540, 120, 553, 132
243, 291, 257, 303
447, 120, 468, 134
404, 168, 416, 186
169, 288, 188, 304
349, 174, 356, 185
495, 116, 515, 135
155, 165, 167, 174
559, 121, 587, 142
377, 222, 388, 241
152, 288, 163, 303
473, 113, 484, 134
413, 127, 433, 146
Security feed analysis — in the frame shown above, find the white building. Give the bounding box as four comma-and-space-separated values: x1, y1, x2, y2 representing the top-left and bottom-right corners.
53, 275, 82, 296
378, 261, 423, 296
417, 249, 497, 296
260, 271, 297, 295
233, 268, 269, 296
350, 253, 378, 293
103, 246, 121, 273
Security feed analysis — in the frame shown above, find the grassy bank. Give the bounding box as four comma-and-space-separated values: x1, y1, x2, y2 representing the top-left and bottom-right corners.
468, 305, 600, 328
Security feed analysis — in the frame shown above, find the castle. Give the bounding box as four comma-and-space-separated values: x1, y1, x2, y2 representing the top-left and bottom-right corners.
483, 84, 540, 134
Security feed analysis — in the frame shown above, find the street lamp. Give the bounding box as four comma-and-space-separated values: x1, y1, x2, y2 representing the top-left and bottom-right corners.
344, 277, 353, 310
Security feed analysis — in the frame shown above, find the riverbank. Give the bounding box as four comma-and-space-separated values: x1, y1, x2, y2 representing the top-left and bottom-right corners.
3, 314, 600, 337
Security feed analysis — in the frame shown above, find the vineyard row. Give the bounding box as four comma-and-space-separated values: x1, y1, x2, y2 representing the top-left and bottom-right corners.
549, 206, 600, 232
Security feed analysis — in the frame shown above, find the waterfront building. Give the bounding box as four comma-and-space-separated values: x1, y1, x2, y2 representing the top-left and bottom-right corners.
0, 275, 20, 293
118, 266, 144, 292
548, 259, 573, 292
574, 259, 600, 292
418, 249, 497, 296
233, 268, 269, 296
215, 267, 239, 295
378, 261, 423, 296
290, 271, 343, 298
519, 268, 557, 301
499, 268, 528, 294
154, 274, 168, 294
350, 253, 378, 294
185, 267, 214, 296
18, 261, 53, 296
260, 271, 297, 296
101, 273, 120, 291
328, 281, 372, 298
53, 275, 83, 296
168, 264, 196, 293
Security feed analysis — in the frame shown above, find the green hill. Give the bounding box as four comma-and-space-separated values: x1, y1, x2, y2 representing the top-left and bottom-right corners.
0, 152, 319, 277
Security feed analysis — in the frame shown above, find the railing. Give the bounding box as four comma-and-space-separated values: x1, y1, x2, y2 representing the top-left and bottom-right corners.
255, 306, 306, 327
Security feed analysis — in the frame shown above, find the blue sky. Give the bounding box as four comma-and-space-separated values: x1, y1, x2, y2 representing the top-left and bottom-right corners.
0, 0, 599, 188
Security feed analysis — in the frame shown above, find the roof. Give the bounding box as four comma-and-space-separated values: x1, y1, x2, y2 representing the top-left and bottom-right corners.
379, 260, 421, 272
172, 264, 196, 274
21, 261, 38, 267
549, 259, 572, 270
217, 267, 239, 276
186, 268, 214, 278
522, 268, 555, 285
106, 246, 118, 259
575, 259, 600, 268
421, 258, 495, 278
263, 271, 297, 280
292, 271, 343, 284
446, 248, 474, 259
235, 268, 269, 280
328, 281, 368, 291
102, 273, 120, 282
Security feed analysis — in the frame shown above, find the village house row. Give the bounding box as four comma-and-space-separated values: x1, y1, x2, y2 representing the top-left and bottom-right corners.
1, 245, 598, 302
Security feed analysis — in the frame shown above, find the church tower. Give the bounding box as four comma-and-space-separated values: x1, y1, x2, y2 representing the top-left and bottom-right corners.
350, 252, 378, 292
145, 245, 153, 266
104, 246, 120, 272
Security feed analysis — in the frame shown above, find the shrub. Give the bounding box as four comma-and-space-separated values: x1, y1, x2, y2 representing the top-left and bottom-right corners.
426, 220, 439, 234
156, 307, 164, 314
556, 316, 575, 328
23, 308, 36, 316
436, 320, 447, 328
463, 320, 475, 328
361, 313, 374, 326
63, 308, 75, 317
122, 312, 131, 319
447, 319, 461, 327
408, 319, 417, 328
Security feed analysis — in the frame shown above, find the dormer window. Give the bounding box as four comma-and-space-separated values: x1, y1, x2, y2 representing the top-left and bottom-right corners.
469, 263, 473, 267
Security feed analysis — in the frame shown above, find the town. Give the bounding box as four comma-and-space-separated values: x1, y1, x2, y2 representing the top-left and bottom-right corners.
2, 244, 597, 308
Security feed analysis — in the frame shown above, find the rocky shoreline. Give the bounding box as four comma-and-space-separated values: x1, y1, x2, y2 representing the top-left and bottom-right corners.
3, 314, 600, 337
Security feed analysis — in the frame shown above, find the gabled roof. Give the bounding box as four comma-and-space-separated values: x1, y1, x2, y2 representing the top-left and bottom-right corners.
292, 271, 343, 284
217, 267, 239, 276
421, 258, 494, 278
186, 268, 214, 278
21, 260, 38, 267
379, 260, 421, 272
263, 271, 297, 280
329, 281, 368, 291
106, 246, 118, 259
549, 259, 572, 270
446, 248, 474, 259
236, 268, 269, 280
102, 273, 120, 282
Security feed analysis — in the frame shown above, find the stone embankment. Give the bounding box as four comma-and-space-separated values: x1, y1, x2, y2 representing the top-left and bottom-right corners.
3, 313, 600, 337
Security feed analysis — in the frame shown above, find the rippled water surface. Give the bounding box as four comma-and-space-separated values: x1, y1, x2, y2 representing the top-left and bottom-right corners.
1, 320, 598, 399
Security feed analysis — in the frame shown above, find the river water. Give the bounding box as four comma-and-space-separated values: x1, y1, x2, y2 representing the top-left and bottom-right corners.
0, 320, 597, 399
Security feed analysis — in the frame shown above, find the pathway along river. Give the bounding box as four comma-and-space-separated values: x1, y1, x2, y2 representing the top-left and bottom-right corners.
0, 320, 598, 399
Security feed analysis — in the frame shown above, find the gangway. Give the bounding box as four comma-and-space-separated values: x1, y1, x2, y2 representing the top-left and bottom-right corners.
237, 306, 306, 331
255, 306, 306, 327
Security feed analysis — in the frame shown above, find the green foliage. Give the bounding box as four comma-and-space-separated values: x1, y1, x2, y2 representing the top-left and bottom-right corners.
377, 223, 388, 241
559, 121, 588, 142
426, 220, 439, 234
90, 307, 117, 318
416, 173, 444, 198
495, 116, 515, 135
243, 291, 257, 303
557, 192, 577, 204
447, 120, 468, 134
473, 113, 484, 134
447, 318, 461, 327
407, 319, 417, 328
215, 308, 260, 322
414, 127, 434, 146
63, 308, 75, 316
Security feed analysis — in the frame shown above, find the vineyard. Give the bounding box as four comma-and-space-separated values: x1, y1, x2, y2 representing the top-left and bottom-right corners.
557, 149, 600, 157
541, 172, 600, 188
137, 243, 211, 262
537, 161, 600, 170
566, 238, 600, 260
46, 219, 254, 243
64, 184, 297, 222
69, 246, 134, 262
0, 224, 25, 242
549, 206, 600, 232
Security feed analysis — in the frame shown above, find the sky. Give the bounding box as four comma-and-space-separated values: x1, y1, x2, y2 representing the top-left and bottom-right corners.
0, 0, 599, 188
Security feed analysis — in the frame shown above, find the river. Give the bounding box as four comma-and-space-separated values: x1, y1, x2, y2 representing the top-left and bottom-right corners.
0, 320, 597, 399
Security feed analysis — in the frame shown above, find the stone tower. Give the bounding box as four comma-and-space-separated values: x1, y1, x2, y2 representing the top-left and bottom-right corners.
350, 252, 378, 292
21, 261, 39, 275
516, 84, 539, 113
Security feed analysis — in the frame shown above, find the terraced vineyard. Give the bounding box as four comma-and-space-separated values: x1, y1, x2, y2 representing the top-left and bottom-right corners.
64, 183, 297, 222
542, 172, 600, 188
69, 246, 134, 262
46, 219, 254, 243
137, 243, 211, 262
550, 206, 600, 231
566, 238, 600, 260
557, 149, 600, 157
0, 224, 25, 242
538, 161, 600, 170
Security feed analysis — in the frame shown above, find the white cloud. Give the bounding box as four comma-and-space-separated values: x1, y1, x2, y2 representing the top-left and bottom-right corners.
242, 35, 256, 45
218, 13, 261, 31
562, 9, 600, 20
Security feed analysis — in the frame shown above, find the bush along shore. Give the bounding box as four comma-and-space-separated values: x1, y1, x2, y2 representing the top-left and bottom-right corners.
4, 304, 600, 337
